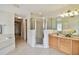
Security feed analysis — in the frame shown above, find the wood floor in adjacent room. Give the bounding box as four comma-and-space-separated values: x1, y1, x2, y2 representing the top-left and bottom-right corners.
7, 35, 65, 55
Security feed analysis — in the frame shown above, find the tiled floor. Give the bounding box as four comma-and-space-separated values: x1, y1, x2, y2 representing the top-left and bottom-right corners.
7, 35, 65, 55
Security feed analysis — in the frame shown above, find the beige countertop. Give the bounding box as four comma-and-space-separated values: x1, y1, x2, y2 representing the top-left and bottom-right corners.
49, 33, 79, 41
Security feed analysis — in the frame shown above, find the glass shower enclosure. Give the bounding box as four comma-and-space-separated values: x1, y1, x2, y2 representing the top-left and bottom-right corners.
36, 18, 44, 44
30, 16, 45, 46
30, 15, 57, 48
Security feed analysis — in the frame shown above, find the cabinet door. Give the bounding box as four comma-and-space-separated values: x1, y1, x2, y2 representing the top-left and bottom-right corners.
59, 38, 72, 54
52, 36, 58, 49
72, 40, 79, 55
59, 38, 65, 51
49, 35, 58, 49
49, 35, 53, 48
64, 39, 72, 54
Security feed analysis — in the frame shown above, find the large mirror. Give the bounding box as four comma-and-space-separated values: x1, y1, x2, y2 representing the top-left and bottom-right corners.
61, 16, 79, 35
47, 17, 56, 30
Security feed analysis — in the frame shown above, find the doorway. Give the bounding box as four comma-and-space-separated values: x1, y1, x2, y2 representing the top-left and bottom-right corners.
25, 19, 27, 42
14, 17, 27, 48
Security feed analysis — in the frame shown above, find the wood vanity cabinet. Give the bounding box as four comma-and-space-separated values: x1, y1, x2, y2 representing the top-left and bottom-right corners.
49, 35, 58, 49
49, 34, 79, 55
59, 38, 79, 55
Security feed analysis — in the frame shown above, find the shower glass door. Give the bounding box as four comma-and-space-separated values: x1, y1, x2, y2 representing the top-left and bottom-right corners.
36, 17, 44, 45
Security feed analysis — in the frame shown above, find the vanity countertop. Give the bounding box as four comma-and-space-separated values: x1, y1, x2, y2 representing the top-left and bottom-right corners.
49, 33, 79, 41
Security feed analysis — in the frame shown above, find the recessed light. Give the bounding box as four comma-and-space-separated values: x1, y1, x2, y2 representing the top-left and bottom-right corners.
15, 16, 22, 19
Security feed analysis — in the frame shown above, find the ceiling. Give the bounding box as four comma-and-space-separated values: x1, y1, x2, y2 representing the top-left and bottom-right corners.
13, 4, 69, 17
0, 4, 79, 18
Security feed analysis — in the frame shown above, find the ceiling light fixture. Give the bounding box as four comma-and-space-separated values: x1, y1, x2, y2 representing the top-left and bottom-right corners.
59, 9, 79, 18
73, 11, 79, 15
64, 13, 69, 17
69, 12, 74, 17
60, 14, 64, 18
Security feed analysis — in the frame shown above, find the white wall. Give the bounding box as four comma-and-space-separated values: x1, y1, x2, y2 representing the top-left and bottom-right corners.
0, 5, 33, 49
0, 10, 14, 35
0, 10, 15, 54
24, 13, 35, 47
